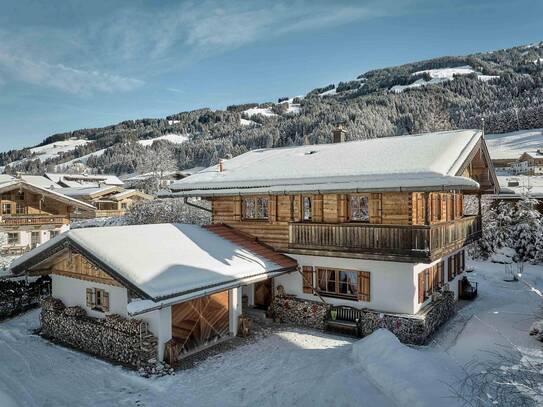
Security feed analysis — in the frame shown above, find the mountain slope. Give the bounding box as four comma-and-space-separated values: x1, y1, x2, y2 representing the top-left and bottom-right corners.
1, 41, 542, 176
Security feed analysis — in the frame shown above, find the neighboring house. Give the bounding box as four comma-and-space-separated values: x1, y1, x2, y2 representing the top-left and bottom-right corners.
9, 129, 498, 365
10, 224, 296, 362
60, 186, 154, 217
0, 174, 62, 190
490, 175, 543, 212
123, 167, 205, 189
44, 173, 124, 188
167, 129, 497, 317
510, 151, 543, 175
0, 181, 95, 254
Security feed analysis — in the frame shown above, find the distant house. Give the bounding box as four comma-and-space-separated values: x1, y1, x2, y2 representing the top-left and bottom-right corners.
491, 175, 543, 212
510, 151, 543, 175
60, 186, 154, 217
0, 181, 95, 254
44, 173, 124, 188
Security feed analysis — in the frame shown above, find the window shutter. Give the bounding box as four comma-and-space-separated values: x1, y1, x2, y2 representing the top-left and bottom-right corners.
369, 194, 382, 224
418, 272, 425, 304
461, 250, 465, 271
358, 271, 370, 302
302, 266, 314, 293
86, 288, 94, 308
448, 257, 453, 281
103, 291, 110, 312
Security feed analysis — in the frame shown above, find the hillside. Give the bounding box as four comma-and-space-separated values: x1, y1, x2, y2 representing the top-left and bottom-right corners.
1, 41, 542, 176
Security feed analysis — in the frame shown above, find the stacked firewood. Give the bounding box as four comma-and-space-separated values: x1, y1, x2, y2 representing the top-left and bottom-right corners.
40, 298, 158, 369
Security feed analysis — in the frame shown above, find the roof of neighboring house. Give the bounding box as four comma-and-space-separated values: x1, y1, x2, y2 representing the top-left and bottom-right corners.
0, 181, 95, 211
44, 173, 124, 187
18, 175, 61, 189
0, 174, 15, 184
123, 168, 206, 183
166, 129, 489, 196
493, 175, 543, 199
10, 223, 297, 314
109, 189, 154, 201
59, 185, 124, 199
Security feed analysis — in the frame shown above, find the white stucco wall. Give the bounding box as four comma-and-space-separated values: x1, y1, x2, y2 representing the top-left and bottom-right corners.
276, 254, 419, 314
51, 274, 128, 319
1, 224, 68, 248
137, 307, 172, 361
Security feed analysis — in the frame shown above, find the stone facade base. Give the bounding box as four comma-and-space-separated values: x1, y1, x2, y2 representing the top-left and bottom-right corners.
40, 298, 158, 368
269, 291, 456, 345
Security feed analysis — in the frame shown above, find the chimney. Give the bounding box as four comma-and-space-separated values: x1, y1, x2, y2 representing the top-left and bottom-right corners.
218, 159, 225, 172
332, 124, 346, 143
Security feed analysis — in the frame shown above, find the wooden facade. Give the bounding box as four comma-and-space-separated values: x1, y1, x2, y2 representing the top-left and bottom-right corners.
210, 191, 479, 261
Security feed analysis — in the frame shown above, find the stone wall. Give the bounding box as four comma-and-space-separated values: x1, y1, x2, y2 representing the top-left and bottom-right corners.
269, 291, 456, 345
40, 297, 158, 368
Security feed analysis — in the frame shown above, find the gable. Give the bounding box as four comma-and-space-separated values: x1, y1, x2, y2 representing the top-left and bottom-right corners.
455, 138, 498, 194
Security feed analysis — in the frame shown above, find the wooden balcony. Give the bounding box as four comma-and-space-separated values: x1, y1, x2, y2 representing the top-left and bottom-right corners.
0, 215, 69, 226
288, 215, 482, 262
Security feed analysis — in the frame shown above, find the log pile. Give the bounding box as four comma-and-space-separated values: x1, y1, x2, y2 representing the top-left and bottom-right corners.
269, 295, 329, 330
40, 298, 158, 369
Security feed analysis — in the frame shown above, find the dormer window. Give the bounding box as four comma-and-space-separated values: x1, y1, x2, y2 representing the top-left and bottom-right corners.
242, 197, 269, 220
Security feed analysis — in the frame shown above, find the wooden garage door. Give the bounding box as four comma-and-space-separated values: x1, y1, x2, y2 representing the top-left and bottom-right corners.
171, 291, 230, 354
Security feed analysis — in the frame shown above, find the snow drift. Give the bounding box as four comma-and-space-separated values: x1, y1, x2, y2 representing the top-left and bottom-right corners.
352, 329, 462, 407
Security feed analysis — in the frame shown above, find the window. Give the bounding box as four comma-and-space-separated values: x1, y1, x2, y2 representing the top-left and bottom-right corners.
121, 202, 128, 210
2, 203, 11, 215
349, 195, 369, 222
1, 193, 11, 200
447, 251, 465, 281
85, 288, 110, 312
302, 196, 312, 221
7, 232, 19, 245
418, 260, 445, 303
15, 191, 24, 201
15, 202, 25, 215
316, 268, 370, 301
31, 231, 41, 248
50, 230, 59, 239
242, 197, 269, 220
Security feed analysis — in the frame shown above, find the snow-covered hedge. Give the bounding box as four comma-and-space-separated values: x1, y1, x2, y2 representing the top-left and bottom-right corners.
124, 198, 211, 225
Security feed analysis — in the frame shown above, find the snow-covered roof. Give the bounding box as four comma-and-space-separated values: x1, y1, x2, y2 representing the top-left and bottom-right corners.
109, 189, 154, 201
10, 224, 296, 310
493, 175, 543, 198
18, 175, 61, 189
167, 129, 485, 196
45, 173, 124, 187
0, 181, 95, 210
485, 128, 543, 161
59, 185, 123, 199
0, 174, 15, 184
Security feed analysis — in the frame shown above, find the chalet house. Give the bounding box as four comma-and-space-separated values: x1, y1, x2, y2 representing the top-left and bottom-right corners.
0, 181, 95, 254
510, 151, 543, 175
166, 129, 497, 317
44, 173, 124, 188
60, 186, 154, 217
9, 128, 497, 366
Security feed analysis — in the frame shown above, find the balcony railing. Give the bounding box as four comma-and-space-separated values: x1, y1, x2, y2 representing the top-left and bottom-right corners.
288, 215, 481, 261
0, 215, 69, 226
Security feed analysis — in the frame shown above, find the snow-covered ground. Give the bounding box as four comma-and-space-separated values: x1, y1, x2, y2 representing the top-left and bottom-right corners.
0, 259, 541, 406
242, 106, 277, 118
137, 134, 188, 147
391, 65, 499, 92
486, 128, 543, 160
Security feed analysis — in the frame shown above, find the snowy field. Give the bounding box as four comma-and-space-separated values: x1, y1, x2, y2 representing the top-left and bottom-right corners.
0, 259, 542, 407
486, 128, 543, 160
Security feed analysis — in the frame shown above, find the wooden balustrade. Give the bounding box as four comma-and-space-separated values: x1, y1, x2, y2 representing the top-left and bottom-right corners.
288, 216, 481, 261
0, 215, 69, 226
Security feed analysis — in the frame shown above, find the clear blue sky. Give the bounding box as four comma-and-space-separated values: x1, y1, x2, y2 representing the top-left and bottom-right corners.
0, 0, 541, 152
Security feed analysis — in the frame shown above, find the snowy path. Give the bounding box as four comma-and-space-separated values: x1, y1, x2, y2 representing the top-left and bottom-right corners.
0, 313, 395, 407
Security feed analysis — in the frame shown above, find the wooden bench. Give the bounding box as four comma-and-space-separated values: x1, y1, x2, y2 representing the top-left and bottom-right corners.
325, 306, 362, 337
459, 277, 478, 300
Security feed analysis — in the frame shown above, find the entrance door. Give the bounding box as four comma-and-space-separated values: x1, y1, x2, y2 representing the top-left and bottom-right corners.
254, 279, 272, 309
171, 290, 230, 355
